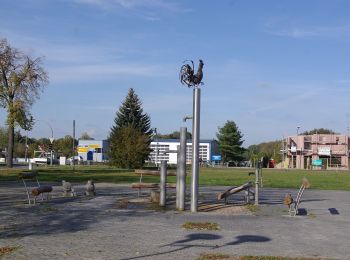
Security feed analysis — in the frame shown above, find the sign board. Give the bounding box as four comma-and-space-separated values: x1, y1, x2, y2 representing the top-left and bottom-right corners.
78, 147, 88, 153
318, 147, 331, 156
49, 137, 54, 143
312, 159, 323, 166
290, 146, 297, 153
211, 155, 222, 161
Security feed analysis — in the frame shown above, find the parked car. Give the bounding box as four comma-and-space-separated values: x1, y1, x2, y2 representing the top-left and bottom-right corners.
67, 156, 84, 165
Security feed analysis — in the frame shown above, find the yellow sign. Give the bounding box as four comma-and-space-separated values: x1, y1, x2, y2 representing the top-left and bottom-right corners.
88, 144, 101, 148
78, 147, 88, 153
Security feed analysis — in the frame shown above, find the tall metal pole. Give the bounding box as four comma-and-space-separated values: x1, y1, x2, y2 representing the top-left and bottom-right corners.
191, 87, 201, 212
255, 161, 259, 206
178, 126, 187, 211
160, 160, 167, 207
73, 120, 76, 171
176, 145, 180, 209
25, 131, 28, 163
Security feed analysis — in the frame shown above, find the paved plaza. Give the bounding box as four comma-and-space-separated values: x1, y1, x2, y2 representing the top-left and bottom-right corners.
1, 181, 350, 259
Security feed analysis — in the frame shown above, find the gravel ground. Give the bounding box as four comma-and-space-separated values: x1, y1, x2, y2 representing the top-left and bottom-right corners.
1, 181, 350, 259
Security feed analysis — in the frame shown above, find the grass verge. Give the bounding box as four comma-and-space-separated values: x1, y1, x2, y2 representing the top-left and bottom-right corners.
182, 222, 220, 231
1, 166, 350, 191
0, 246, 17, 257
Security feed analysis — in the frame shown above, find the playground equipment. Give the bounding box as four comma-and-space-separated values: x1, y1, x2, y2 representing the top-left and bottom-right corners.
18, 171, 53, 205
217, 160, 263, 205
217, 182, 254, 204
284, 178, 310, 216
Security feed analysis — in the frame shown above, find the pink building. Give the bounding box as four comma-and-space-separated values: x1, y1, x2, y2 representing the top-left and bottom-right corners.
284, 134, 350, 169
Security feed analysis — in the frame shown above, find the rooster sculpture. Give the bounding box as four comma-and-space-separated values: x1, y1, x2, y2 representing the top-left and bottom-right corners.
180, 59, 204, 87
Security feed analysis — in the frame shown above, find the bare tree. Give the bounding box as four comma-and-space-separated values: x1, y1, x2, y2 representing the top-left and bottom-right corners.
0, 38, 48, 167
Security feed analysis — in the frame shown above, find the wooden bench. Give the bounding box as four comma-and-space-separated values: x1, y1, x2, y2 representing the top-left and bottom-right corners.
18, 171, 53, 205
283, 178, 310, 216
217, 182, 254, 204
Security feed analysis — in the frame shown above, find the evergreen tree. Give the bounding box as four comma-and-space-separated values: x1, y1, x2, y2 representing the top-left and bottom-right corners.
216, 120, 245, 163
112, 88, 152, 136
109, 127, 150, 168
109, 88, 152, 168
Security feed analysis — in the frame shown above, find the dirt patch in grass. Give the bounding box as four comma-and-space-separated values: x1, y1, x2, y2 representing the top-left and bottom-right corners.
245, 204, 259, 213
199, 203, 251, 215
182, 222, 220, 231
0, 247, 17, 257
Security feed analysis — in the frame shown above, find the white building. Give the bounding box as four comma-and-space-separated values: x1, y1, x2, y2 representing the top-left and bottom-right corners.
77, 140, 109, 162
148, 139, 219, 165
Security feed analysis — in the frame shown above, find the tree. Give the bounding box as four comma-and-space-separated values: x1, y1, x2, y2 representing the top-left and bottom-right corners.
79, 132, 94, 140
156, 131, 192, 140
216, 120, 245, 163
53, 135, 76, 157
109, 127, 151, 168
0, 38, 48, 167
247, 140, 283, 167
109, 88, 152, 168
301, 128, 336, 135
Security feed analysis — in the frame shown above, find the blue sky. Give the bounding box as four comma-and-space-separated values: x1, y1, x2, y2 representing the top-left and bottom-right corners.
1, 0, 350, 146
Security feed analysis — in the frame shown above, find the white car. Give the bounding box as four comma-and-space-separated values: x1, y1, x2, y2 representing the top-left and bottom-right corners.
67, 156, 84, 165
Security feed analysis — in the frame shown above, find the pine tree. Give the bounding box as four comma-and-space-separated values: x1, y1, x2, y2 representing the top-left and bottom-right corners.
216, 120, 245, 163
109, 88, 152, 168
112, 88, 152, 136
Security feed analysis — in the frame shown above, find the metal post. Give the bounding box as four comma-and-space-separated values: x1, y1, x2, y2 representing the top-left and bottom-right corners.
73, 120, 76, 171
160, 160, 167, 207
25, 131, 28, 163
255, 161, 259, 205
176, 145, 180, 209
191, 87, 201, 212
178, 127, 187, 211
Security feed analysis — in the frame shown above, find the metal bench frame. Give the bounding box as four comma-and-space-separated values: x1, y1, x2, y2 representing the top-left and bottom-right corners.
19, 173, 52, 205
288, 183, 307, 216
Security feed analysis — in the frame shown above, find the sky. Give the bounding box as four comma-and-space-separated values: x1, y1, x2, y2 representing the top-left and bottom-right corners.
1, 0, 350, 147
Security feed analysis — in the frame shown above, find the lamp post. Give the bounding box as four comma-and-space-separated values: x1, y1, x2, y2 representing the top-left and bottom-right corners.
37, 120, 54, 166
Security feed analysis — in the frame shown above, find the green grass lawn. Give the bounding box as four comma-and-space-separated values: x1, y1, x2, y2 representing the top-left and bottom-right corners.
1, 165, 350, 191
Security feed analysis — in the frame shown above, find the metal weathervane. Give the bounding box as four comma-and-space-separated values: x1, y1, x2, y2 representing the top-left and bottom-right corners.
180, 59, 204, 87
179, 59, 204, 213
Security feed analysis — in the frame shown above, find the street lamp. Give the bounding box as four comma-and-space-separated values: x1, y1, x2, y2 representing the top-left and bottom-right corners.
37, 120, 54, 166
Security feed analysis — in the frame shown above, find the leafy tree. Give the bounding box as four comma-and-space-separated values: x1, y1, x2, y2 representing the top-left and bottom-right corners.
247, 140, 283, 167
156, 131, 192, 140
0, 38, 48, 167
109, 126, 150, 168
79, 132, 94, 140
301, 128, 336, 135
109, 88, 152, 168
53, 135, 76, 157
216, 120, 245, 163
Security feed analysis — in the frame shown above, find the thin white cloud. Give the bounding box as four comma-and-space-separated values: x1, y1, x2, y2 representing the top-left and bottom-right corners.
74, 0, 184, 12
264, 19, 350, 40
50, 62, 171, 82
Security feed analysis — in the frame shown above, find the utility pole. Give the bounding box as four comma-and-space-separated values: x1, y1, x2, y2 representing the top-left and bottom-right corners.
73, 120, 76, 171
